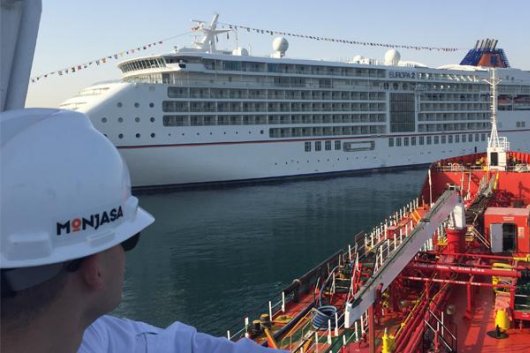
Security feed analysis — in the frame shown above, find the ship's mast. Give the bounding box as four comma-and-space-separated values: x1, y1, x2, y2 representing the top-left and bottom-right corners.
485, 68, 510, 171
488, 69, 501, 150
191, 13, 230, 53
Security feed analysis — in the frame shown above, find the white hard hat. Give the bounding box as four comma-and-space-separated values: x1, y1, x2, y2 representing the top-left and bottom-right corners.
0, 108, 154, 269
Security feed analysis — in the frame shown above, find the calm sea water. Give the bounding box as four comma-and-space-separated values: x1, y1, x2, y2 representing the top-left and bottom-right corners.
114, 169, 426, 336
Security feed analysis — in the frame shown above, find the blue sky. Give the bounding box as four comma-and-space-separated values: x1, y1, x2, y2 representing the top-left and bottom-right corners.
26, 0, 530, 107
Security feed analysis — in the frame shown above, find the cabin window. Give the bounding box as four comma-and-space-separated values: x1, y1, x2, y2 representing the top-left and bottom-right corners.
411, 136, 416, 146
325, 141, 332, 151
335, 140, 341, 150
419, 136, 424, 145
305, 142, 311, 152
389, 137, 394, 147
315, 141, 322, 151
427, 136, 432, 145
404, 137, 409, 146
396, 137, 402, 147
455, 135, 460, 143
163, 115, 189, 126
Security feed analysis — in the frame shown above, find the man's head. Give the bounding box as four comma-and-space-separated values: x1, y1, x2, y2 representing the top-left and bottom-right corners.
0, 108, 154, 327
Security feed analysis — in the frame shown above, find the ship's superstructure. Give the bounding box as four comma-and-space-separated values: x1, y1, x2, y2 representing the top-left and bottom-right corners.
60, 15, 530, 189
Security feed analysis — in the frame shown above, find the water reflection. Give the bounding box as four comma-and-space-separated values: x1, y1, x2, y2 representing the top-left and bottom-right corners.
115, 170, 426, 335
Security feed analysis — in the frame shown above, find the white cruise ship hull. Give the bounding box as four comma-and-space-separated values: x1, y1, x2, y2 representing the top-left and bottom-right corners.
119, 128, 529, 188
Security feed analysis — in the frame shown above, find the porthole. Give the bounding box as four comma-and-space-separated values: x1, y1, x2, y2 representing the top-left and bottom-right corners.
118, 117, 123, 123
135, 117, 140, 122
117, 102, 122, 108
135, 133, 140, 138
150, 117, 155, 122
149, 103, 154, 108
150, 133, 155, 138
118, 134, 123, 139
101, 117, 107, 123
134, 102, 140, 108
260, 130, 264, 134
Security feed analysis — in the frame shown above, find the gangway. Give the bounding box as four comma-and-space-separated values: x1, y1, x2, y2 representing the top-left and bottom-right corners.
344, 189, 462, 328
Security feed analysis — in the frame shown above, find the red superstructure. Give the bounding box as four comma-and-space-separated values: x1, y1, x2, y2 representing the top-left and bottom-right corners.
227, 70, 530, 352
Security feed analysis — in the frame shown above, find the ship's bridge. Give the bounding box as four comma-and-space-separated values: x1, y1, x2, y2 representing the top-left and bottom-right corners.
117, 54, 210, 80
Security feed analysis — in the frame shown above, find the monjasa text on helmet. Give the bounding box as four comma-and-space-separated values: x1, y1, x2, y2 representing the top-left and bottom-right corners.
56, 206, 124, 236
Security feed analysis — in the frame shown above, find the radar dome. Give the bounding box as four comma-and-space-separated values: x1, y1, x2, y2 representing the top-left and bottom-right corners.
384, 49, 401, 66
232, 47, 249, 56
272, 37, 289, 57
273, 37, 289, 52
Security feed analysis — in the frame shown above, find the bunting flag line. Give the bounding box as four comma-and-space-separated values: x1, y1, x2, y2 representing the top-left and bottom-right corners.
30, 31, 189, 84
31, 24, 462, 84
220, 22, 462, 52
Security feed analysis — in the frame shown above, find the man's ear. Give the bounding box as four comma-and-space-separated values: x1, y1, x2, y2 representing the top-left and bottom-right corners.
78, 254, 104, 290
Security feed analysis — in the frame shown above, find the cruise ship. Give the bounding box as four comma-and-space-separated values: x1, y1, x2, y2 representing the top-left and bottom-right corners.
60, 14, 530, 189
